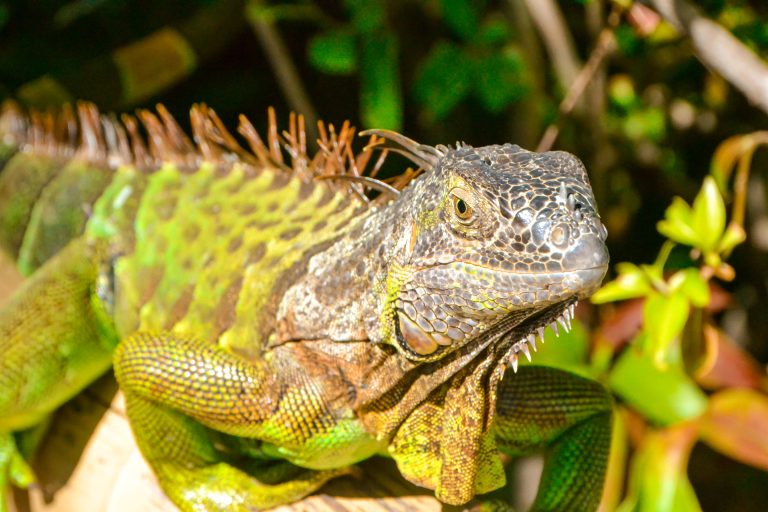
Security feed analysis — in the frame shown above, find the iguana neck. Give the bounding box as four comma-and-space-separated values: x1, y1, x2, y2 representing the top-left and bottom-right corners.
275, 199, 401, 344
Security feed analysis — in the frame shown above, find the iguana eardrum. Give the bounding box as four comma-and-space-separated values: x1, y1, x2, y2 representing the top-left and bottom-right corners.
0, 101, 611, 511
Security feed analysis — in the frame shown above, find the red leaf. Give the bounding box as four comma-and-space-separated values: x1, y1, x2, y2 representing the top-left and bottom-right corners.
596, 299, 644, 350
696, 325, 764, 390
700, 389, 768, 471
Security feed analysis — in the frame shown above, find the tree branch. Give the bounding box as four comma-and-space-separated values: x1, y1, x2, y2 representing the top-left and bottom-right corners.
646, 0, 768, 115
536, 9, 620, 152
505, 0, 547, 148
520, 0, 582, 92
245, 1, 319, 142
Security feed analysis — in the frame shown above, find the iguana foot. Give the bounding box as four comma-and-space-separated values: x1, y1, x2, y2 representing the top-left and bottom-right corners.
159, 462, 350, 511
476, 498, 517, 512
0, 432, 35, 512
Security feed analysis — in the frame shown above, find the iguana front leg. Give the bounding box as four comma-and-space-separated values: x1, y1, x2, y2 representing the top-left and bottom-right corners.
114, 333, 351, 511
494, 365, 612, 511
0, 238, 118, 511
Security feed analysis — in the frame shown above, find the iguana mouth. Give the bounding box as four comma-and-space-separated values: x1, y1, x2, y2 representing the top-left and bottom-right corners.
393, 261, 605, 360
493, 298, 579, 373
394, 294, 580, 360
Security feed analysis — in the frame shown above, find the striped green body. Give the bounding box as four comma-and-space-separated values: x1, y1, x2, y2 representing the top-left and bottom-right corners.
90, 162, 361, 350
0, 152, 363, 341
0, 139, 380, 428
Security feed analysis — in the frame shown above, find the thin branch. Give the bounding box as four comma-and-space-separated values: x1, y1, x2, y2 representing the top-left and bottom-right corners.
504, 0, 547, 148
520, 0, 582, 92
245, 0, 319, 142
537, 8, 621, 152
317, 174, 401, 199
583, 0, 610, 205
646, 0, 768, 116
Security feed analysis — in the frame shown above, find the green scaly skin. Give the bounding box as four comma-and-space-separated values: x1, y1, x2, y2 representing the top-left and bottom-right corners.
0, 102, 611, 511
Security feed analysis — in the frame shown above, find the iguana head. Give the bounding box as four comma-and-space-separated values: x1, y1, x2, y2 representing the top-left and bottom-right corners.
368, 132, 608, 365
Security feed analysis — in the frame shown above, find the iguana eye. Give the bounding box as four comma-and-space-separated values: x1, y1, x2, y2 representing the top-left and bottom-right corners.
451, 193, 474, 222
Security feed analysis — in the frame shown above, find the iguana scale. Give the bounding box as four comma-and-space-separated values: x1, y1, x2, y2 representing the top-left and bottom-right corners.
0, 101, 611, 511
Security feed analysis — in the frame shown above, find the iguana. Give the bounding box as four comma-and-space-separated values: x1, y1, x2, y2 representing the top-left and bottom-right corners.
0, 101, 611, 511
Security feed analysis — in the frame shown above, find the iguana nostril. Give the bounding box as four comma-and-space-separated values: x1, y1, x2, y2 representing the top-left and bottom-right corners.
566, 193, 584, 221
550, 224, 570, 248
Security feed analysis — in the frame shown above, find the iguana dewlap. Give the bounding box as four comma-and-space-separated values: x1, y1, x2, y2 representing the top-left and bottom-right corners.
0, 102, 611, 511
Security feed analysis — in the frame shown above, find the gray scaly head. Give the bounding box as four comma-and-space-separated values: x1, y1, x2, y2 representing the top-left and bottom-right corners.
366, 131, 609, 367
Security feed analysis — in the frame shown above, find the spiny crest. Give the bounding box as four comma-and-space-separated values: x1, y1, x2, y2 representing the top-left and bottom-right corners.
361, 129, 481, 176
0, 101, 427, 206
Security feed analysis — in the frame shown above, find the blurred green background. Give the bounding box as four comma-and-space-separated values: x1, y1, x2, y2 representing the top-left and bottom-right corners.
2, 1, 768, 511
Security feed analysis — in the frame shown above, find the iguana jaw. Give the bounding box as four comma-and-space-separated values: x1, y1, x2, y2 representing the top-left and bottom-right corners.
492, 297, 580, 374
393, 260, 607, 361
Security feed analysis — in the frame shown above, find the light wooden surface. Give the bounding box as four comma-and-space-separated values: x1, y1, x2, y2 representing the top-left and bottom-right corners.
0, 255, 445, 512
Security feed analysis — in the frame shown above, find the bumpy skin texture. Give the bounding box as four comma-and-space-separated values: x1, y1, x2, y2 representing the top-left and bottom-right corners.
0, 104, 611, 511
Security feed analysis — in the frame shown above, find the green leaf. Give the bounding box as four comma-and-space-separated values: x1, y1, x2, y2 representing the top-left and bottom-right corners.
591, 262, 652, 303
657, 197, 698, 246
360, 34, 402, 130
344, 0, 384, 33
609, 346, 707, 425
691, 176, 726, 252
54, 0, 110, 27
614, 24, 641, 56
473, 49, 528, 112
717, 223, 746, 255
644, 291, 690, 363
476, 18, 512, 45
308, 31, 357, 75
608, 74, 637, 110
668, 268, 709, 307
623, 107, 666, 141
439, 0, 479, 40
0, 3, 10, 31
523, 320, 590, 376
412, 42, 473, 122
641, 262, 665, 288
626, 426, 703, 512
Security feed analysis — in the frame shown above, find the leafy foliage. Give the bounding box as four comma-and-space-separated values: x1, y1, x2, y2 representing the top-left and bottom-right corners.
587, 134, 768, 511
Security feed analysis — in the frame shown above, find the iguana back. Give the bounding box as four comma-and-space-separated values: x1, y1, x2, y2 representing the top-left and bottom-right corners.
0, 102, 394, 349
